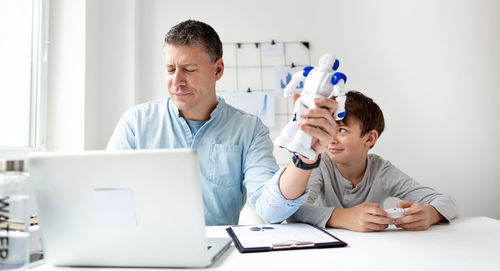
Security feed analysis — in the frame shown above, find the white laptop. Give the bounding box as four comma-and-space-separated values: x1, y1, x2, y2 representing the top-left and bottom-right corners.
27, 149, 231, 268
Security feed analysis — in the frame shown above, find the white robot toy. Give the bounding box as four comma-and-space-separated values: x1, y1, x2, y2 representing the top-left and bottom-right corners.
275, 53, 347, 160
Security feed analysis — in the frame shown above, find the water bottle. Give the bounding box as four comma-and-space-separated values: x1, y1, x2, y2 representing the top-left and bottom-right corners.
0, 160, 29, 271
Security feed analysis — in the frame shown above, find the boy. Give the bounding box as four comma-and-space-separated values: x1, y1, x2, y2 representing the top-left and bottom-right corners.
275, 91, 458, 232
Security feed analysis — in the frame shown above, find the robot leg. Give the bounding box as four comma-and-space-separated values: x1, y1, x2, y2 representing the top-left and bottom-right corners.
286, 98, 317, 160
275, 115, 299, 148
275, 97, 307, 150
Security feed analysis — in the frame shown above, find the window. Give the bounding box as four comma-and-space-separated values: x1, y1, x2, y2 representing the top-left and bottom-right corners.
0, 0, 46, 149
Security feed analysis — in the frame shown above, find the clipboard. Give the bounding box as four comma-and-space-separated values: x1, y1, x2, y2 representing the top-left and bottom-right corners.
226, 223, 347, 253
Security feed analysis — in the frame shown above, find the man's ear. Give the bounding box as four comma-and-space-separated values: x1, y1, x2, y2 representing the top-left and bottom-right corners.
215, 58, 224, 80
364, 130, 379, 148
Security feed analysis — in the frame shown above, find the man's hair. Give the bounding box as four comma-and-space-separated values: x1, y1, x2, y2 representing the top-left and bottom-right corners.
164, 20, 223, 63
343, 91, 385, 137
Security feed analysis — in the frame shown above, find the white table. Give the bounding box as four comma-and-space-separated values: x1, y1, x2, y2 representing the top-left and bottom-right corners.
32, 217, 500, 271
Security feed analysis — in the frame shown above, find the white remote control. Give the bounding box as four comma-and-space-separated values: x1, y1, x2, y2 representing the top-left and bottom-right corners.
385, 207, 409, 219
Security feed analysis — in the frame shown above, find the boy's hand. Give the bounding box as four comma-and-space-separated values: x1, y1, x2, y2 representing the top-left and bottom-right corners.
328, 202, 395, 232
394, 201, 445, 230
298, 97, 337, 156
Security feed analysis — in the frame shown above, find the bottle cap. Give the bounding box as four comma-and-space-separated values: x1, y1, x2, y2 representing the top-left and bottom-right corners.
0, 159, 24, 172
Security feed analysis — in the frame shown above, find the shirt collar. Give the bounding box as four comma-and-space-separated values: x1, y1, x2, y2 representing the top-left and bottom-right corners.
167, 96, 226, 119
210, 96, 225, 119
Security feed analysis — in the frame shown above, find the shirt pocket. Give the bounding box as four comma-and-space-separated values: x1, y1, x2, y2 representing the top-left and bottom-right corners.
208, 144, 243, 188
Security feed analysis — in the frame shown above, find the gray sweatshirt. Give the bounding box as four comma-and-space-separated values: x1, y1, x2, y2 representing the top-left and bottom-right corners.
288, 153, 458, 227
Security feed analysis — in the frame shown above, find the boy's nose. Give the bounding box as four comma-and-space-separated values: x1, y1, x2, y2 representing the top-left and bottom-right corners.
330, 132, 339, 145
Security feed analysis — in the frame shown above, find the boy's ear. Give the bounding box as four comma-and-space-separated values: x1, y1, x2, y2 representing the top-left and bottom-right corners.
364, 130, 379, 148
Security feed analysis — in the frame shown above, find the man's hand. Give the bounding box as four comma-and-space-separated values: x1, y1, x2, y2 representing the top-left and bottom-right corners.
327, 202, 395, 232
298, 97, 337, 157
394, 201, 445, 231
277, 95, 337, 200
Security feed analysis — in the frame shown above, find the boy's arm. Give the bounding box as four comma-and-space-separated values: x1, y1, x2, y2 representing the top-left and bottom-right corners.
381, 161, 459, 228
327, 203, 395, 232
287, 174, 395, 231
393, 201, 445, 230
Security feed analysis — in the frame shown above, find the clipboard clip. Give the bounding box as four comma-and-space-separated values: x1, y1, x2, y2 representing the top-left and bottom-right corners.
271, 240, 315, 249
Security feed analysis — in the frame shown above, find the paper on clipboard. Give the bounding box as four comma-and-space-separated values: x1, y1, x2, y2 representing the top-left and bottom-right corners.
227, 223, 346, 252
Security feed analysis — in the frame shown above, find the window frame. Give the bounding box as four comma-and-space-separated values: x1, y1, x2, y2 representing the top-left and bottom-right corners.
0, 0, 48, 155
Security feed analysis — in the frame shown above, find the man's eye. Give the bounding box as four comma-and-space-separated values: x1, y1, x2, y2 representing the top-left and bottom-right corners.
167, 69, 175, 74
185, 69, 196, 72
339, 128, 347, 133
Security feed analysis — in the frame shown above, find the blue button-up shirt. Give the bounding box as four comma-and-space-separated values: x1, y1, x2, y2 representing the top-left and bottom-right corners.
107, 96, 304, 225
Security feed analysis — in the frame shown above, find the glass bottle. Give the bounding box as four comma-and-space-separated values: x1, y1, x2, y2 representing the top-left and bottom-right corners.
0, 160, 29, 271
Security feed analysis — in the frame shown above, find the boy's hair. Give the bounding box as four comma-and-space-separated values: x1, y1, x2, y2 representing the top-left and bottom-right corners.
164, 20, 223, 63
343, 91, 385, 137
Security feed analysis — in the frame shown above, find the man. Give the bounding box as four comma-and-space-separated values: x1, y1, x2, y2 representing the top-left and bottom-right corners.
107, 20, 281, 226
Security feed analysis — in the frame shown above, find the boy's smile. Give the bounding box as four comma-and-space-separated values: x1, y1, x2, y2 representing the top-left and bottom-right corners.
326, 117, 375, 166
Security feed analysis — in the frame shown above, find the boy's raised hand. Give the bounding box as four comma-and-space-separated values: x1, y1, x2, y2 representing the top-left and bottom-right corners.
393, 201, 445, 231
328, 202, 395, 232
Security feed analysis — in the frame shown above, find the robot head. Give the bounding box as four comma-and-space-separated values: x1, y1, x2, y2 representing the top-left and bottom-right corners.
318, 53, 339, 72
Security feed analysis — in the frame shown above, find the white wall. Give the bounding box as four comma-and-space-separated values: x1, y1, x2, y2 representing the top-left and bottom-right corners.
126, 0, 500, 219
44, 0, 136, 151
49, 0, 500, 219
46, 0, 86, 151
84, 0, 136, 150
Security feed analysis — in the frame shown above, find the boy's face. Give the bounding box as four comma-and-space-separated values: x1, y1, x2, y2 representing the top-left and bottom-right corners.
326, 116, 374, 165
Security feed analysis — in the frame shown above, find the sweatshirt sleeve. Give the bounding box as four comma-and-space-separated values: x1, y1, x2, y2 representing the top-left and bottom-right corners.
380, 161, 458, 222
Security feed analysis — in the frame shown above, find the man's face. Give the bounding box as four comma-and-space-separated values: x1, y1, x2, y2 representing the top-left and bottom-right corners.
326, 117, 371, 165
164, 44, 223, 119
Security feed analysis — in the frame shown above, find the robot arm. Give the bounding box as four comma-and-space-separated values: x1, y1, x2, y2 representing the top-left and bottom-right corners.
283, 66, 313, 97
329, 72, 347, 120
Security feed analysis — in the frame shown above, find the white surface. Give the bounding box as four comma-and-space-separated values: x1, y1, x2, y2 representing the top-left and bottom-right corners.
31, 217, 500, 271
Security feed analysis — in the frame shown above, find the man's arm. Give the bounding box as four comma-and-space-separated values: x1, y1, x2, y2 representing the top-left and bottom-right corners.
286, 165, 334, 227
106, 108, 137, 150
255, 97, 338, 223
278, 158, 315, 200
278, 98, 338, 199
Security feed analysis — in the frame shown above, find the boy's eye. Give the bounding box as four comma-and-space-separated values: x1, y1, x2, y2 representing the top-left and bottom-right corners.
339, 128, 347, 133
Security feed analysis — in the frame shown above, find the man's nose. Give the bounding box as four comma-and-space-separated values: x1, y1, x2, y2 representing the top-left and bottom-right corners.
172, 70, 186, 86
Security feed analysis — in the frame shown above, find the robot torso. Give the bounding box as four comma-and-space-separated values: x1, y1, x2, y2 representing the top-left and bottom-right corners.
302, 68, 334, 98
